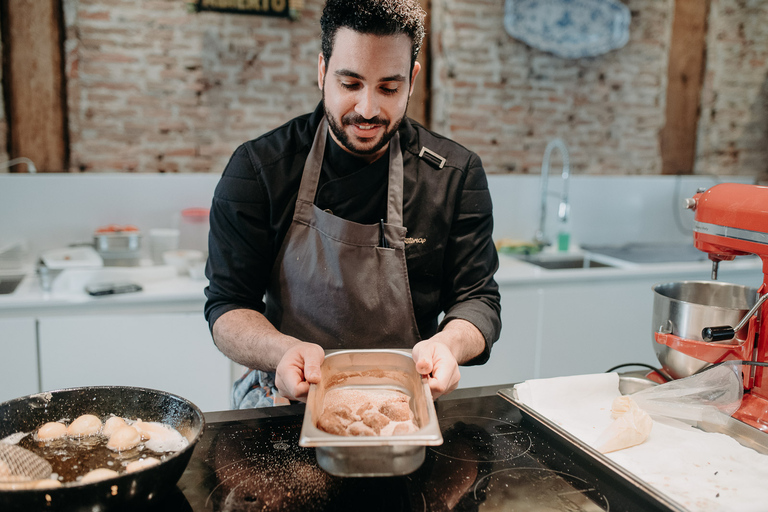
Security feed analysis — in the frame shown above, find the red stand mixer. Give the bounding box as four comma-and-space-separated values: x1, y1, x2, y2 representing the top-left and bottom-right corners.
655, 182, 768, 432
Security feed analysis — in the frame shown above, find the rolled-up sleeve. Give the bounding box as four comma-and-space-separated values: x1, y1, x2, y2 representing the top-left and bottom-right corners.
439, 153, 502, 365
204, 145, 272, 332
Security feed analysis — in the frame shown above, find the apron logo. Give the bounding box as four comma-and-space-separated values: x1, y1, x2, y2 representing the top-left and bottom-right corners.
404, 237, 426, 244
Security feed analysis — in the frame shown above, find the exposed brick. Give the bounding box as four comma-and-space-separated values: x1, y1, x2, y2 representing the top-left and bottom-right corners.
165, 147, 197, 157
79, 10, 110, 20
0, 0, 761, 177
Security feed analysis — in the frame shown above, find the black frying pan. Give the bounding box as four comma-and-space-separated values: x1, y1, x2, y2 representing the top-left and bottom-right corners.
0, 386, 204, 511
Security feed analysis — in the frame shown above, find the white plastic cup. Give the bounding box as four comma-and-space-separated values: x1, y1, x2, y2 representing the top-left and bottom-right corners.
178, 208, 210, 257
149, 228, 180, 265
163, 249, 204, 276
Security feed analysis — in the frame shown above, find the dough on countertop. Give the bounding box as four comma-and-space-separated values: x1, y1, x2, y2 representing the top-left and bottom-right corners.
596, 396, 653, 454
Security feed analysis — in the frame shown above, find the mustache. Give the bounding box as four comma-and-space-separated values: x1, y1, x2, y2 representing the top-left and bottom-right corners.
341, 113, 387, 126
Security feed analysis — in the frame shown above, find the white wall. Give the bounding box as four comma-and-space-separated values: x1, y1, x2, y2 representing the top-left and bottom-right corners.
0, 174, 220, 259
0, 173, 757, 261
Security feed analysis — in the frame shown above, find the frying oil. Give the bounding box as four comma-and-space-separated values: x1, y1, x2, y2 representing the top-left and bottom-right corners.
14, 418, 185, 484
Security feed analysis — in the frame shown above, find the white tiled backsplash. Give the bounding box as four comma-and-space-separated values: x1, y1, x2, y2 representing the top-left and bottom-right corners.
487, 174, 756, 248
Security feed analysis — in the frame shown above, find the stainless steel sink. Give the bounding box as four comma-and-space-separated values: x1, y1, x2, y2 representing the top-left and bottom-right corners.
0, 274, 25, 295
512, 254, 615, 270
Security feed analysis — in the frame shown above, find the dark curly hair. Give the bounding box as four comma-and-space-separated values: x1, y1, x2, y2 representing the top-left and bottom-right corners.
320, 0, 426, 73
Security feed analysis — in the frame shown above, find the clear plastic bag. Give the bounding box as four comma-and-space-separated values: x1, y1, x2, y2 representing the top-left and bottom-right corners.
630, 362, 743, 426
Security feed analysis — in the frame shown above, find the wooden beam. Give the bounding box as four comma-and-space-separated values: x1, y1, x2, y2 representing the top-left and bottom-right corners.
1, 0, 68, 172
406, 0, 430, 128
660, 0, 710, 175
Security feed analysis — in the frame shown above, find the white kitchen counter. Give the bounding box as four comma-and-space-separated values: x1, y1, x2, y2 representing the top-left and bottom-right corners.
495, 251, 763, 285
1, 248, 764, 409
0, 265, 207, 317
1, 250, 762, 316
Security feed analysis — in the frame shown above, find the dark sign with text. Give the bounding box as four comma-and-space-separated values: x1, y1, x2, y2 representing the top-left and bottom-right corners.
193, 0, 303, 19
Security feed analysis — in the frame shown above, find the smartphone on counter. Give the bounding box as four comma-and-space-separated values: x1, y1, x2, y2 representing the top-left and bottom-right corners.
85, 282, 143, 297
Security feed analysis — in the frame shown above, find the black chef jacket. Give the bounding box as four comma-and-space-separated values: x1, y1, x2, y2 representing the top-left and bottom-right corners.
204, 102, 501, 365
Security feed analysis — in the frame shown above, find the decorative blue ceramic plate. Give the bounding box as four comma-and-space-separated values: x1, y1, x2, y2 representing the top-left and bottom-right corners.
504, 0, 631, 59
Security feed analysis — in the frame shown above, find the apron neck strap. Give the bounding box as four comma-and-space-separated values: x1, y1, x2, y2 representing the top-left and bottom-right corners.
386, 133, 404, 227
296, 116, 404, 227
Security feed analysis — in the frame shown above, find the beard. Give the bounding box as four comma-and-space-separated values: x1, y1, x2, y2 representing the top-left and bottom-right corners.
322, 92, 408, 158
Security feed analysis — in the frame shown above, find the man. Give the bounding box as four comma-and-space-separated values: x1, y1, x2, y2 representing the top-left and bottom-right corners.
205, 0, 501, 409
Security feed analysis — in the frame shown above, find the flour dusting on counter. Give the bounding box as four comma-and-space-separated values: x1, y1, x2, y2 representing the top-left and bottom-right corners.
513, 373, 768, 511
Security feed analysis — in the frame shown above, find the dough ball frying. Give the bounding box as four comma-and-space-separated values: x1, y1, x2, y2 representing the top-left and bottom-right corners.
66, 414, 102, 437
103, 416, 128, 438
133, 420, 188, 452
33, 478, 62, 489
80, 468, 119, 484
107, 426, 141, 451
37, 421, 67, 440
125, 457, 160, 473
133, 420, 170, 441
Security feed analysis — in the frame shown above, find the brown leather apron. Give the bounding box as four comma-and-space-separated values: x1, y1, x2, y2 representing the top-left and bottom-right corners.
265, 118, 422, 349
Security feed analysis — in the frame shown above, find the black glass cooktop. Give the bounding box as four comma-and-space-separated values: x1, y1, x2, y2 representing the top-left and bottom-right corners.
165, 393, 681, 512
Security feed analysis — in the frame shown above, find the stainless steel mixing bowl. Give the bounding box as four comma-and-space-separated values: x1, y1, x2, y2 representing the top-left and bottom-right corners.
652, 281, 757, 379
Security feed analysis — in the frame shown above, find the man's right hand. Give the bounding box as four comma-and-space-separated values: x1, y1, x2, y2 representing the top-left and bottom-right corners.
274, 342, 325, 402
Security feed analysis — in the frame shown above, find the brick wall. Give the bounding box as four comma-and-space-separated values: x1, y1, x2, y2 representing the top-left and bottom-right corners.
0, 0, 766, 176
432, 0, 674, 175
697, 0, 768, 177
64, 0, 323, 173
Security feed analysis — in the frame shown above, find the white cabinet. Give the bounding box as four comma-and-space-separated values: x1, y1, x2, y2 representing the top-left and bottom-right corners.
0, 317, 39, 403
537, 278, 659, 378
38, 313, 231, 412
459, 286, 540, 388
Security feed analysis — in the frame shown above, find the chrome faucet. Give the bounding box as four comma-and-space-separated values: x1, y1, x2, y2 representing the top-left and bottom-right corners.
534, 138, 571, 248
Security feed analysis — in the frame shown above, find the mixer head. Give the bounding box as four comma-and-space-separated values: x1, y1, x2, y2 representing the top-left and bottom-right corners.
686, 183, 768, 280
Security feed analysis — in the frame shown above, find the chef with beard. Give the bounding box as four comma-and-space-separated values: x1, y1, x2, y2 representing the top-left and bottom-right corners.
204, 0, 501, 409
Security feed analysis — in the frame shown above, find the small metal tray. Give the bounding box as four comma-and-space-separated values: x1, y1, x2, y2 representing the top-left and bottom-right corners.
298, 349, 443, 477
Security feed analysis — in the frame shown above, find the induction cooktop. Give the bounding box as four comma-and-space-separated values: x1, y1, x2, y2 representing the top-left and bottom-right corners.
166, 393, 682, 511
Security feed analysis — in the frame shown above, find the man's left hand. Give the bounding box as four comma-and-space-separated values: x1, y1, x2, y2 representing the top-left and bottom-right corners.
412, 336, 461, 399
412, 319, 486, 399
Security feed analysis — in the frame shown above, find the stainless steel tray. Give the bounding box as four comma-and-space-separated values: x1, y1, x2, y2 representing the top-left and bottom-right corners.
497, 387, 687, 512
298, 349, 443, 477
